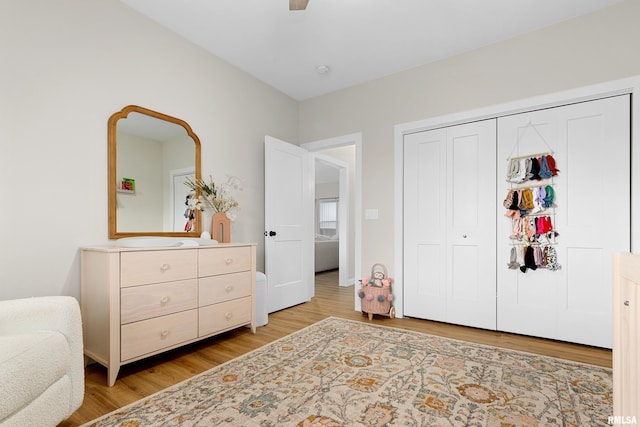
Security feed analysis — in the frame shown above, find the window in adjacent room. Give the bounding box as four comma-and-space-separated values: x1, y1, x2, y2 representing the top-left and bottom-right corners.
317, 198, 339, 236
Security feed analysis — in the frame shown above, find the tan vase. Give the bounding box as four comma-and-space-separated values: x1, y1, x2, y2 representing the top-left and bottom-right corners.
211, 212, 231, 243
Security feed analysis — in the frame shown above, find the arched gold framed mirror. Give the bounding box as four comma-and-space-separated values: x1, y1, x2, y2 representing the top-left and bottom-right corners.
108, 105, 202, 239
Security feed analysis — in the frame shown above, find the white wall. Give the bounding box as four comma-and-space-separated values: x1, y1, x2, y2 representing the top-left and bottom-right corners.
298, 0, 640, 278
0, 0, 298, 300
315, 182, 339, 200
116, 132, 164, 231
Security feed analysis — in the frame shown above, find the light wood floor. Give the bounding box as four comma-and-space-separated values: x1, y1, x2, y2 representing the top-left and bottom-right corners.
61, 270, 612, 426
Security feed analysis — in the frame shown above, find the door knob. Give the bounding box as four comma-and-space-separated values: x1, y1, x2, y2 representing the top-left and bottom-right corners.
264, 231, 277, 237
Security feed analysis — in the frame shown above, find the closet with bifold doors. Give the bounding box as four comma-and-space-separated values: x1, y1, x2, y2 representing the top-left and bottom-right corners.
403, 94, 630, 348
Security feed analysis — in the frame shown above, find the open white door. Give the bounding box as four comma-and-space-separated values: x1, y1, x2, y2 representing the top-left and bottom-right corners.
265, 136, 314, 313
169, 168, 195, 232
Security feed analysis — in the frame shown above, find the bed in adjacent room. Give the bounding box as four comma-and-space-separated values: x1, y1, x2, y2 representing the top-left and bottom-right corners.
315, 234, 339, 272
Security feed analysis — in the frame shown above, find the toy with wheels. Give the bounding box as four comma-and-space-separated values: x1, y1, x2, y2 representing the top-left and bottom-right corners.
359, 263, 395, 320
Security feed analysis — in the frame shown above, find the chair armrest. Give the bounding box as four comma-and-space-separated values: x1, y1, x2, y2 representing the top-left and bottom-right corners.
0, 296, 85, 411
0, 296, 80, 337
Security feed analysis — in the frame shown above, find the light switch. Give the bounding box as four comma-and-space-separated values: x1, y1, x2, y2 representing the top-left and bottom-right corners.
365, 209, 379, 220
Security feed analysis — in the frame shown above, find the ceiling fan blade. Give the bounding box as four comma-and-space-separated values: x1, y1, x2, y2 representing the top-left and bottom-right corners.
289, 0, 309, 11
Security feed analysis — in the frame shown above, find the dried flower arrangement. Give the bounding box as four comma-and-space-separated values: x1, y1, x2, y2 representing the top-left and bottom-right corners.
185, 175, 243, 221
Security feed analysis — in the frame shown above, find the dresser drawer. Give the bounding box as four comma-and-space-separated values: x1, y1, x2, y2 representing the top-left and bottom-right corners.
199, 271, 252, 306
121, 309, 198, 361
199, 296, 252, 336
121, 249, 197, 287
199, 246, 251, 277
121, 279, 198, 324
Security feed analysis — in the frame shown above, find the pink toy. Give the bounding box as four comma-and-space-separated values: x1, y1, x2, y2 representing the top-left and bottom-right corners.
359, 263, 395, 320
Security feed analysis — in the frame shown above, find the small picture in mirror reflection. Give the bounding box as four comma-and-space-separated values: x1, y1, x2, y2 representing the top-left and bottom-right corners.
121, 178, 135, 192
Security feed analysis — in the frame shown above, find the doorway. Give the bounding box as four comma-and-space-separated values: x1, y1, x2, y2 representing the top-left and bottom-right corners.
264, 133, 362, 312
302, 133, 362, 302
169, 167, 195, 232
314, 153, 349, 286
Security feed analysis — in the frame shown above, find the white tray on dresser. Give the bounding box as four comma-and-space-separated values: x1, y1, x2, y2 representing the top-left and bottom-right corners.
80, 243, 256, 386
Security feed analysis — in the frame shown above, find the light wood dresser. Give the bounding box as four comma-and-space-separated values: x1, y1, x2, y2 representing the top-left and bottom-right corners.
81, 243, 256, 386
612, 253, 640, 421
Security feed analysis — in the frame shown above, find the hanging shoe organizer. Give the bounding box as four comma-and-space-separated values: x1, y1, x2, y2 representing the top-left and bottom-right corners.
503, 121, 561, 273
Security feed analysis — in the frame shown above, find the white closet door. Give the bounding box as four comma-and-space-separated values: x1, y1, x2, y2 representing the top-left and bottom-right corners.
404, 128, 447, 322
404, 120, 497, 329
497, 95, 630, 348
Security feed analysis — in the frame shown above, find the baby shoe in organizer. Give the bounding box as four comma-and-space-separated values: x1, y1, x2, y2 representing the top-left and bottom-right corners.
545, 246, 561, 271
507, 247, 521, 269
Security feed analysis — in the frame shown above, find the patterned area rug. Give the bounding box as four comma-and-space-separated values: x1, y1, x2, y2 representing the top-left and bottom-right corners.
83, 317, 612, 426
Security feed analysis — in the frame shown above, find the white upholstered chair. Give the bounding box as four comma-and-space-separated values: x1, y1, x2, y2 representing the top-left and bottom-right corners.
0, 296, 84, 426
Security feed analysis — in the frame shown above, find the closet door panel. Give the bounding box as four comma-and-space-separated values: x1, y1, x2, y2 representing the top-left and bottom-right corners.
566, 248, 604, 313
497, 94, 630, 347
497, 110, 561, 339
403, 129, 447, 322
557, 95, 630, 348
446, 121, 497, 330
450, 133, 479, 229
507, 272, 558, 337
451, 246, 478, 300
416, 244, 443, 301
450, 245, 482, 326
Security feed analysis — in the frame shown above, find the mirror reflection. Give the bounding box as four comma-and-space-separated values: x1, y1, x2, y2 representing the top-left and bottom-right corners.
108, 105, 201, 239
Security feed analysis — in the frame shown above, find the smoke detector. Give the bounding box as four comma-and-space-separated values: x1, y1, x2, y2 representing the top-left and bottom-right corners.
316, 65, 330, 75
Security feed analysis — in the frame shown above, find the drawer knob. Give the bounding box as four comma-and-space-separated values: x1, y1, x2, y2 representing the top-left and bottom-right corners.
160, 296, 170, 305
225, 312, 232, 320
225, 285, 233, 293
160, 329, 170, 338
225, 258, 233, 265
160, 263, 170, 272
624, 300, 630, 307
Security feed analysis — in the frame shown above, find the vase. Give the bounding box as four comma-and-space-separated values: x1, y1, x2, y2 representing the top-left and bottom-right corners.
211, 212, 231, 243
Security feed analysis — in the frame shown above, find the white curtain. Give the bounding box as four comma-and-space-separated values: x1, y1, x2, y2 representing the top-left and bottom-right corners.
317, 198, 339, 236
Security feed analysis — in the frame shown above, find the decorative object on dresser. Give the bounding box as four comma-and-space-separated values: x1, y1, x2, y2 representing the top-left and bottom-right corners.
211, 212, 231, 243
82, 317, 612, 427
184, 175, 242, 243
81, 243, 257, 386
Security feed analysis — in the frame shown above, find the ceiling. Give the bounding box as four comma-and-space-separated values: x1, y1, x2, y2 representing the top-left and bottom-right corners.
120, 0, 623, 101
